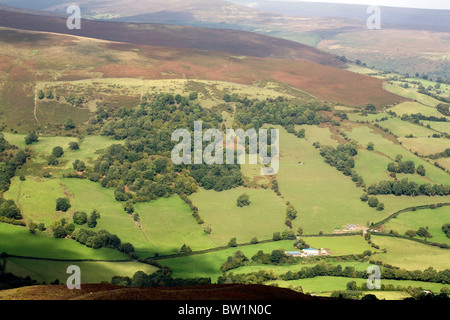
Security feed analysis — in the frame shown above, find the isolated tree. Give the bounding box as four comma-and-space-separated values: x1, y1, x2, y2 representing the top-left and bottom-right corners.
236, 193, 250, 207
24, 132, 39, 145
367, 142, 374, 151
64, 117, 75, 130
37, 89, 45, 100
69, 142, 80, 150
56, 197, 71, 212
286, 204, 298, 220
297, 227, 304, 236
228, 237, 237, 247
52, 146, 64, 158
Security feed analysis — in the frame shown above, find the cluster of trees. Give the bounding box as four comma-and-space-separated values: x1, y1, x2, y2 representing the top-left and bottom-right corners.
217, 270, 277, 285
285, 203, 298, 229
367, 178, 450, 196
37, 89, 54, 100
386, 155, 425, 176
400, 113, 447, 123
48, 146, 65, 166
272, 229, 296, 241
0, 135, 28, 207
319, 143, 365, 187
360, 193, 385, 211
66, 94, 85, 107
250, 249, 295, 266
24, 132, 39, 145
220, 250, 249, 272
112, 269, 211, 287
0, 199, 22, 220
437, 104, 450, 117
73, 210, 100, 228
50, 219, 75, 239
71, 228, 120, 250
405, 227, 432, 239
179, 193, 203, 224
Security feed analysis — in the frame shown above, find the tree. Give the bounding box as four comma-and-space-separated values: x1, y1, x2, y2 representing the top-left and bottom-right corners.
367, 142, 374, 151
73, 211, 88, 225
405, 230, 416, 238
297, 227, 303, 236
346, 281, 357, 291
52, 146, 64, 158
272, 232, 281, 241
24, 132, 39, 145
417, 227, 432, 238
45, 90, 54, 99
47, 155, 59, 166
368, 197, 379, 208
87, 210, 100, 228
236, 193, 250, 207
376, 202, 385, 211
56, 198, 71, 212
365, 104, 376, 114
64, 117, 75, 130
37, 89, 45, 100
69, 142, 80, 150
416, 165, 426, 177
28, 221, 38, 234
188, 92, 198, 101
228, 237, 237, 247
286, 204, 297, 220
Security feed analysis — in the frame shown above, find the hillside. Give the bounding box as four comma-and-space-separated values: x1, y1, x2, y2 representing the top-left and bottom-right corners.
0, 20, 404, 132
0, 8, 343, 67
0, 283, 326, 300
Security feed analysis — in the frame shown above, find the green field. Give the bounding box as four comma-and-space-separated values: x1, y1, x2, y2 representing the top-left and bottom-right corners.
273, 126, 387, 234
422, 121, 450, 135
0, 223, 127, 260
377, 117, 438, 138
160, 240, 297, 281
346, 125, 450, 185
5, 258, 158, 284
398, 137, 449, 156
59, 178, 151, 257
382, 207, 450, 245
303, 235, 372, 255
388, 101, 447, 117
4, 176, 72, 226
3, 133, 122, 176
189, 187, 287, 246
268, 277, 448, 297
370, 235, 450, 271
384, 86, 442, 107
134, 196, 216, 255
